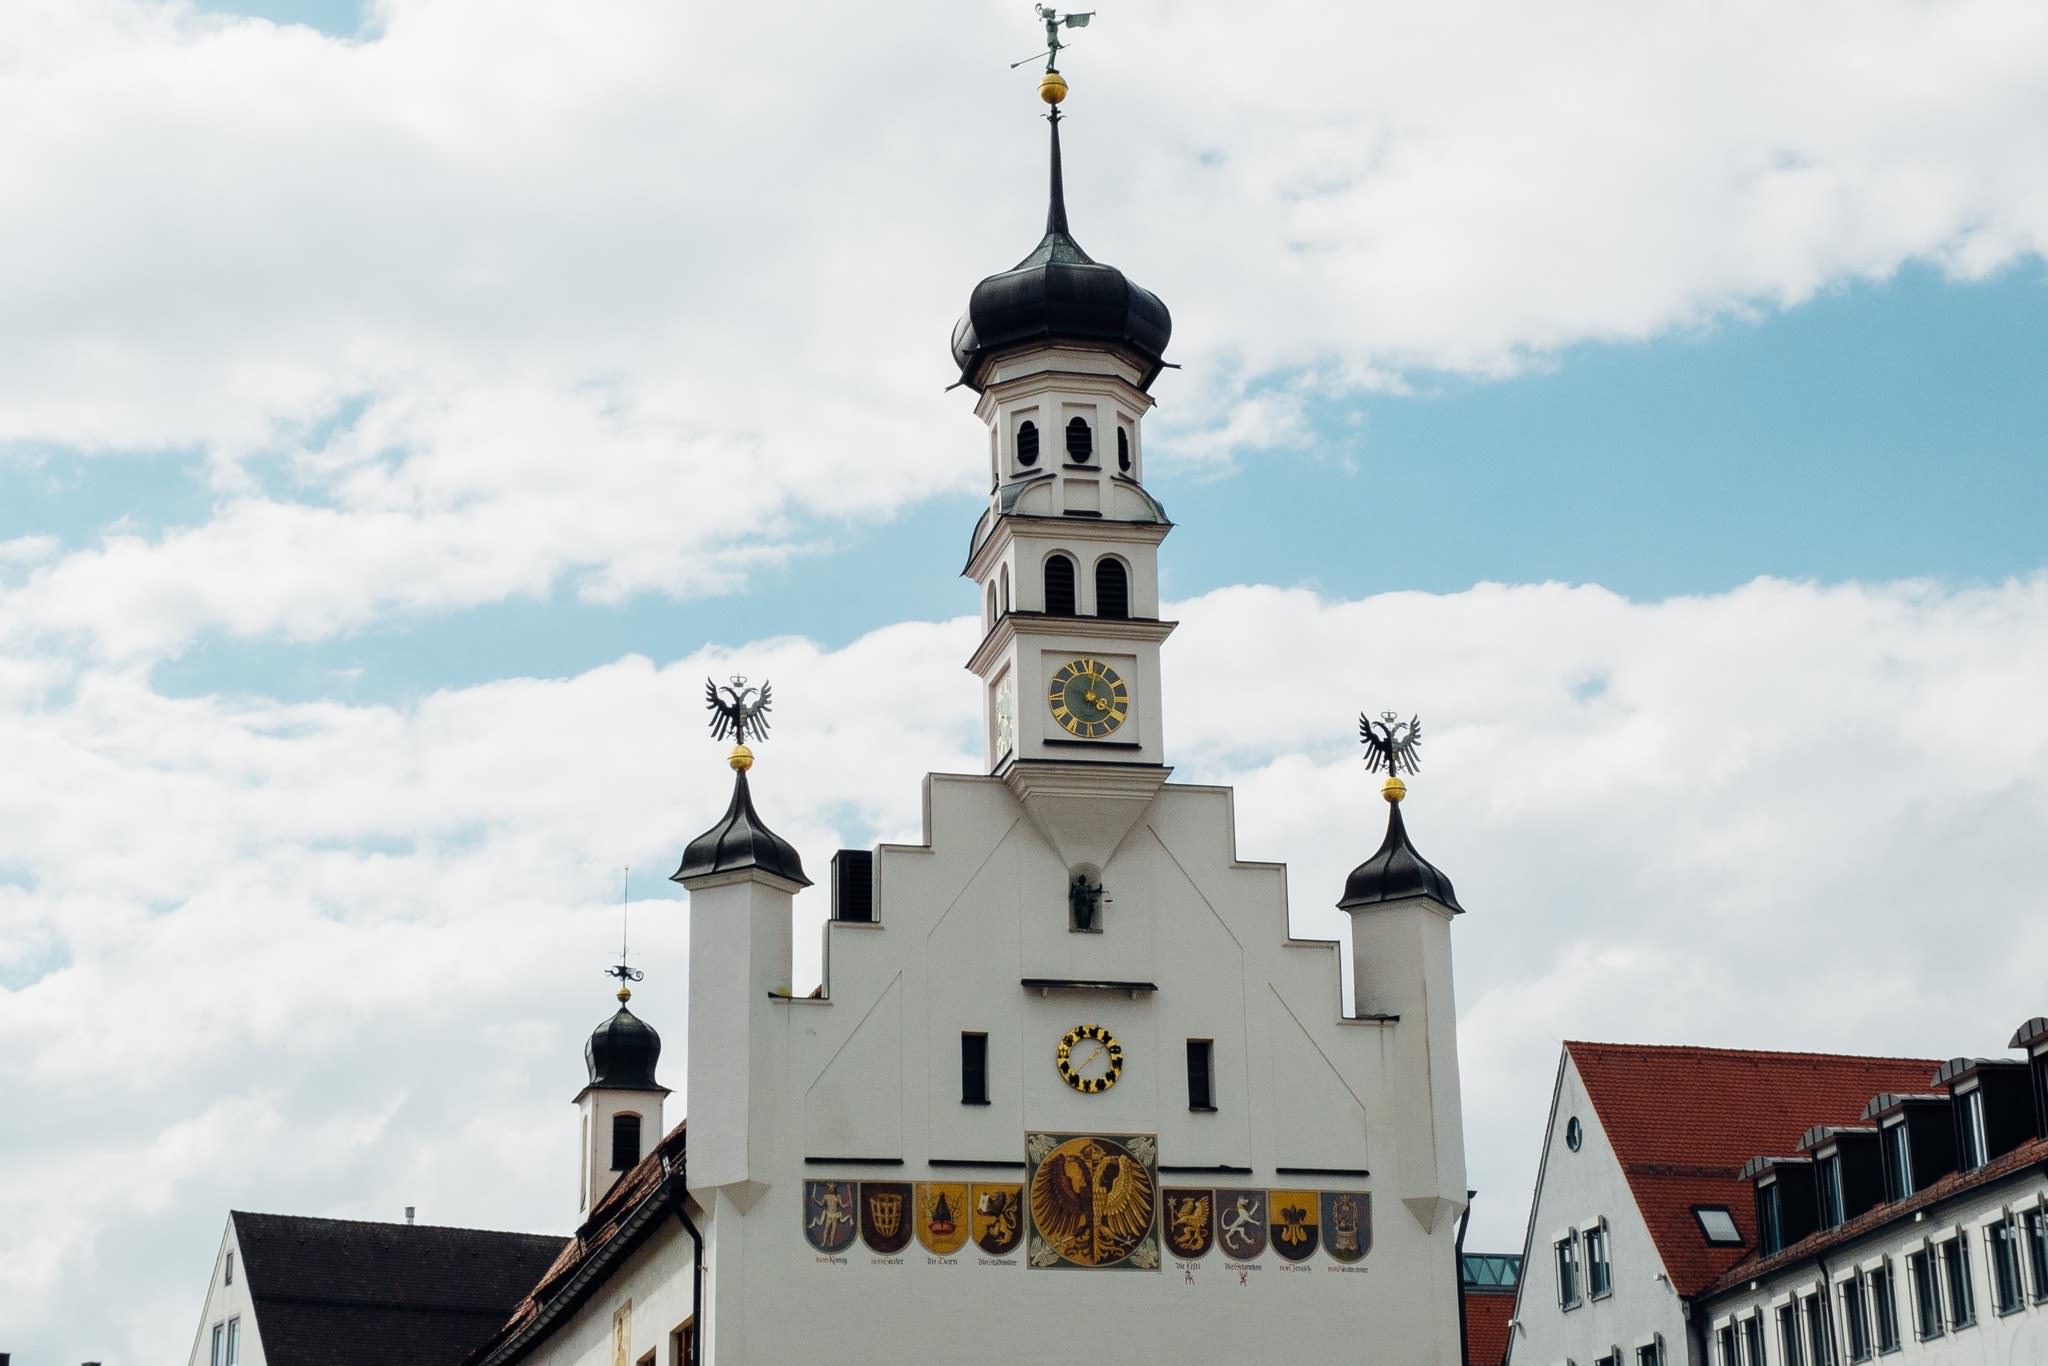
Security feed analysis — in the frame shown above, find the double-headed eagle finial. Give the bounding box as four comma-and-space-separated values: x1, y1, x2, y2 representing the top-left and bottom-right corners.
1359, 710, 1422, 802
706, 674, 774, 772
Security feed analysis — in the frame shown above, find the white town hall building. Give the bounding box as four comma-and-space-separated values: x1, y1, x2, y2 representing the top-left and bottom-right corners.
186, 51, 1479, 1366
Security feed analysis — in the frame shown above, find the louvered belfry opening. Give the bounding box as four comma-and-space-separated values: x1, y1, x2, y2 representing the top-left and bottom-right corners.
831, 849, 874, 923
1044, 553, 1077, 615
1066, 416, 1092, 462
1095, 559, 1129, 619
1016, 420, 1039, 466
610, 1112, 641, 1172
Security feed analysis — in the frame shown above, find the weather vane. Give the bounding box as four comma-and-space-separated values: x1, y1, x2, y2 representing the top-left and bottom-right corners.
705, 674, 774, 771
605, 865, 644, 1002
1013, 5, 1093, 71
1359, 710, 1422, 800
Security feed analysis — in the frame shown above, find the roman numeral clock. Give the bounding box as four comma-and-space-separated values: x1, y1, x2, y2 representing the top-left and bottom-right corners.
1047, 658, 1128, 739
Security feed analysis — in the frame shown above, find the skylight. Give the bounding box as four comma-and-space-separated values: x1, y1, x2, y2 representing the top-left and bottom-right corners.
1694, 1206, 1743, 1245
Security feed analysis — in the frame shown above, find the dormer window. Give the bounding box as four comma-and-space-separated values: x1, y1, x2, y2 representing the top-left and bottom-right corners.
1066, 416, 1092, 462
1095, 558, 1129, 619
1817, 1151, 1844, 1229
1958, 1086, 1988, 1169
1882, 1119, 1913, 1199
1757, 1177, 1783, 1255
1116, 427, 1131, 471
1044, 553, 1076, 615
1016, 420, 1040, 467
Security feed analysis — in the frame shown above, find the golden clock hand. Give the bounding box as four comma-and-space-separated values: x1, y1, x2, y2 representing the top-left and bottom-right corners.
1080, 1042, 1105, 1069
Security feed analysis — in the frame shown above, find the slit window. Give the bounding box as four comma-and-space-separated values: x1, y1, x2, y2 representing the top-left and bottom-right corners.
1116, 427, 1131, 471
225, 1251, 234, 1285
1094, 558, 1129, 619
611, 1112, 642, 1172
1066, 416, 1092, 462
1186, 1039, 1215, 1110
1044, 553, 1076, 615
961, 1032, 989, 1105
1016, 420, 1039, 466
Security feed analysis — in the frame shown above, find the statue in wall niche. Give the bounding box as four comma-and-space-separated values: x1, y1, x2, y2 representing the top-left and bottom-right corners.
1069, 873, 1105, 930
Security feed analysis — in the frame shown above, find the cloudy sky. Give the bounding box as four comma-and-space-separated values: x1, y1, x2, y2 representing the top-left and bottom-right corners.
4, 0, 2048, 1358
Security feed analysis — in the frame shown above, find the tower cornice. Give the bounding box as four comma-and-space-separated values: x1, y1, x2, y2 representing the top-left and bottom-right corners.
963, 509, 1171, 580
965, 610, 1177, 677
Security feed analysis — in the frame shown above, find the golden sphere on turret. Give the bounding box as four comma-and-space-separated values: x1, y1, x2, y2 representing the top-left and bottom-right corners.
729, 743, 754, 772
1382, 775, 1407, 803
1039, 69, 1068, 104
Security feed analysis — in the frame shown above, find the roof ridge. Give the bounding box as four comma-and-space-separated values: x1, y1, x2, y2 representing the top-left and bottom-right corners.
1566, 1040, 1944, 1065
231, 1210, 566, 1239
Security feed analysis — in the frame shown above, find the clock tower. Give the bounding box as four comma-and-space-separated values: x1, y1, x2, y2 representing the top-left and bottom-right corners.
953, 82, 1176, 875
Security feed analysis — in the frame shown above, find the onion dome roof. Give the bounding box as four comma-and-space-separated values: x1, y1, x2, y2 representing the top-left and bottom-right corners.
671, 769, 811, 888
1338, 798, 1463, 913
950, 109, 1172, 392
584, 1003, 666, 1092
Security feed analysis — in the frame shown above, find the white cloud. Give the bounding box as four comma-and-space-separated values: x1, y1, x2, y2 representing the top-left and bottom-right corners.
5, 574, 2048, 1358
4, 0, 2048, 654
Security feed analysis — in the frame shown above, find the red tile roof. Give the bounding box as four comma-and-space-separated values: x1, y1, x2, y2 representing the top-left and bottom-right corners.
1566, 1041, 1941, 1295
1465, 1287, 1514, 1366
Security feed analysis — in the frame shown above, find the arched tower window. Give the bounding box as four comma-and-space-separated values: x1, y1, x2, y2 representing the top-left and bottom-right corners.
1117, 428, 1131, 472
1095, 558, 1129, 620
1016, 420, 1039, 467
998, 564, 1011, 615
610, 1112, 642, 1172
985, 581, 997, 628
1044, 553, 1077, 616
1066, 417, 1092, 462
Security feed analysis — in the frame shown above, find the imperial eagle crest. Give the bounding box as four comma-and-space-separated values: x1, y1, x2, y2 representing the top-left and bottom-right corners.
705, 675, 773, 746
1358, 710, 1422, 777
1026, 1133, 1158, 1269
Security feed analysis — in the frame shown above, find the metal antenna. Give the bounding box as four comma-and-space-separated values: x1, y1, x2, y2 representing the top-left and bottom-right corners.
605, 865, 644, 996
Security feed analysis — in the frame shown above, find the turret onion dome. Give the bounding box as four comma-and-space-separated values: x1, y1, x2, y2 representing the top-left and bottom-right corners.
671, 769, 811, 888
950, 107, 1172, 392
584, 1003, 667, 1092
1338, 798, 1464, 914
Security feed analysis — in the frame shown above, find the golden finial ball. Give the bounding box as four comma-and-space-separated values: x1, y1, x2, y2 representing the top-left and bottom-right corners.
1382, 775, 1407, 803
1039, 69, 1068, 104
729, 743, 754, 772
616, 984, 632, 1003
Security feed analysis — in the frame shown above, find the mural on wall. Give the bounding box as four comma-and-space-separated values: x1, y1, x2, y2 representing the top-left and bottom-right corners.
1215, 1189, 1268, 1260
1025, 1132, 1160, 1270
971, 1184, 1024, 1257
860, 1182, 914, 1256
803, 1181, 857, 1254
915, 1182, 971, 1256
1162, 1189, 1214, 1259
1321, 1191, 1370, 1263
1269, 1189, 1320, 1262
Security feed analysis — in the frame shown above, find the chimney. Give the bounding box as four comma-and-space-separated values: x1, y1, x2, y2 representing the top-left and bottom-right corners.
404, 1205, 416, 1225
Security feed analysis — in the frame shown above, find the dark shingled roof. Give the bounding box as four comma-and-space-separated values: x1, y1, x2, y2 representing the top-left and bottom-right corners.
1339, 799, 1463, 913
671, 769, 810, 888
231, 1211, 567, 1366
584, 1003, 667, 1093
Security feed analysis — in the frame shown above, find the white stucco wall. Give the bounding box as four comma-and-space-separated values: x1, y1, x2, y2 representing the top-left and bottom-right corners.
681, 772, 1469, 1364
516, 1214, 700, 1366
184, 1220, 265, 1366
1508, 1053, 1690, 1366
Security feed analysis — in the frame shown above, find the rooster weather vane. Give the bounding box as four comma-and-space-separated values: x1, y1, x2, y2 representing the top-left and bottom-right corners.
705, 675, 774, 747
1359, 710, 1423, 779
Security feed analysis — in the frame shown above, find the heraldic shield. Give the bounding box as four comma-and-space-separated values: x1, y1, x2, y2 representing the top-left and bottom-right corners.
916, 1182, 970, 1256
860, 1181, 913, 1255
1269, 1188, 1321, 1262
802, 1180, 857, 1254
1321, 1190, 1371, 1263
1162, 1188, 1215, 1259
971, 1184, 1024, 1257
1213, 1188, 1267, 1260
1025, 1132, 1160, 1270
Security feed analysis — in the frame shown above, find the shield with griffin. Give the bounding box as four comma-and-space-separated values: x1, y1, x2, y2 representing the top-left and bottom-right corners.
1024, 1132, 1160, 1270
1269, 1188, 1320, 1262
915, 1182, 970, 1256
1162, 1188, 1215, 1259
1213, 1189, 1267, 1260
802, 1180, 856, 1254
859, 1182, 913, 1255
971, 1183, 1024, 1257
1321, 1190, 1371, 1263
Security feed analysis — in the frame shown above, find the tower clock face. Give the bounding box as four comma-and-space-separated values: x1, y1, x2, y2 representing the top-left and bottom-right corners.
1048, 659, 1128, 738
1056, 1023, 1123, 1094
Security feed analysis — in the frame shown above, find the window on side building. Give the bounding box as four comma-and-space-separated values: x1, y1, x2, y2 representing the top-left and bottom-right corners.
1757, 1178, 1784, 1255
1909, 1246, 1944, 1339
1881, 1120, 1913, 1200
1716, 1323, 1739, 1366
1804, 1292, 1834, 1366
1778, 1301, 1805, 1366
1634, 1338, 1663, 1366
225, 1317, 240, 1366
1585, 1219, 1613, 1298
1869, 1258, 1901, 1354
1939, 1234, 1976, 1330
1989, 1213, 2025, 1315
1817, 1151, 1845, 1229
2025, 1206, 2048, 1302
1958, 1087, 1989, 1170
1556, 1232, 1582, 1309
1742, 1313, 1767, 1366
211, 1324, 224, 1366
1840, 1272, 1871, 1362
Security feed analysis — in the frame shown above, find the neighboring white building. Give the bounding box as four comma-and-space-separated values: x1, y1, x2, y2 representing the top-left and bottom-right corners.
470, 64, 1475, 1366
1504, 1023, 2048, 1366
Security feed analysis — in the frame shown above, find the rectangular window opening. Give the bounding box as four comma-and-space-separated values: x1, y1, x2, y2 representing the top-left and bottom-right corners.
1841, 1272, 1871, 1362
2025, 1207, 2048, 1303
960, 1032, 989, 1105
1910, 1247, 1944, 1339
1185, 1038, 1214, 1111
225, 1317, 240, 1366
1716, 1323, 1739, 1366
1743, 1313, 1767, 1366
1990, 1216, 2025, 1315
1959, 1087, 1989, 1170
1805, 1293, 1834, 1366
1556, 1234, 1583, 1309
1870, 1260, 1901, 1354
224, 1251, 234, 1286
1635, 1341, 1663, 1366
1586, 1221, 1613, 1299
1779, 1302, 1805, 1366
1818, 1153, 1845, 1229
1940, 1236, 1976, 1330
1882, 1120, 1913, 1200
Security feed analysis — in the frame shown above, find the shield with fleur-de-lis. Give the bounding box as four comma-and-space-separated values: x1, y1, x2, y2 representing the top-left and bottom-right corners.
1269, 1188, 1320, 1262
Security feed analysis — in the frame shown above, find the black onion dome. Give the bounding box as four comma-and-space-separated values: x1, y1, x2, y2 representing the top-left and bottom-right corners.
950, 111, 1172, 391
1338, 800, 1463, 913
671, 769, 811, 888
585, 1005, 666, 1091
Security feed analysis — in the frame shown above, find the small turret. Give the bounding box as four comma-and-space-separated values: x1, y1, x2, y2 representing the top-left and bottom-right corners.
574, 982, 669, 1222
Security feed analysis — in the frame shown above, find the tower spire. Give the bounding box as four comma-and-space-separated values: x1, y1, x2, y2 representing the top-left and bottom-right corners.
1045, 105, 1069, 238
